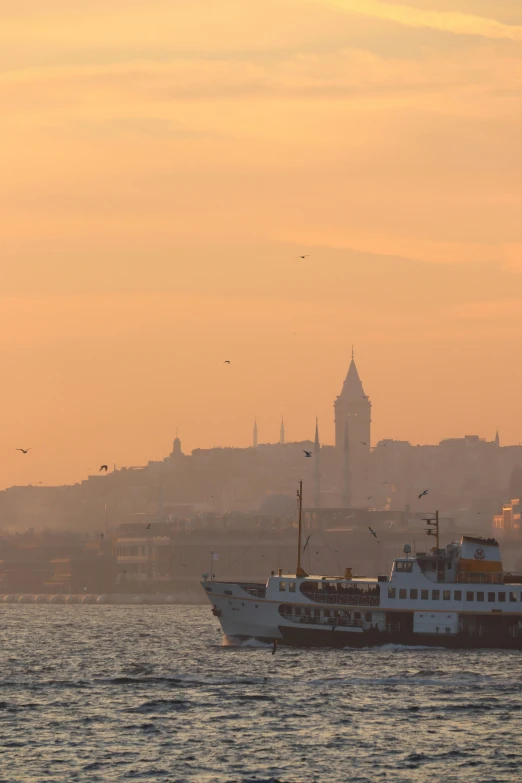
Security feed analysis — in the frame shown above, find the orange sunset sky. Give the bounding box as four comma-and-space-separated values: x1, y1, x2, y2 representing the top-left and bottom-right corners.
2, 0, 522, 488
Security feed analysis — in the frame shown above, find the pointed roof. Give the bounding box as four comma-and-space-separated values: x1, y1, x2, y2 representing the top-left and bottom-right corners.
339, 357, 367, 400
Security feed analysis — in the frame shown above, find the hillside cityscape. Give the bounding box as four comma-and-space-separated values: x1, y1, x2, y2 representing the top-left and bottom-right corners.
1, 353, 521, 599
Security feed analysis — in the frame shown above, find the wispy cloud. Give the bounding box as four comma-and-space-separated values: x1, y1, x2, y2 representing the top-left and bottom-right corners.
319, 0, 522, 41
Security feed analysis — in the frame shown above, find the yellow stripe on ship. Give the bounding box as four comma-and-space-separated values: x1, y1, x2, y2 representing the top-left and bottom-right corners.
459, 559, 502, 573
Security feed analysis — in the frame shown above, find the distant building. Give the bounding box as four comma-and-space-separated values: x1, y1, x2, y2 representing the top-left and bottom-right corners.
493, 499, 522, 539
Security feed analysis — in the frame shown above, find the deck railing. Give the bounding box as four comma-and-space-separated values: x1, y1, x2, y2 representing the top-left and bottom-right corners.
457, 573, 503, 585
281, 613, 364, 629
299, 592, 380, 607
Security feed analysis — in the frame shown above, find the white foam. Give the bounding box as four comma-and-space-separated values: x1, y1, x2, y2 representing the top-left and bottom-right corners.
222, 635, 271, 648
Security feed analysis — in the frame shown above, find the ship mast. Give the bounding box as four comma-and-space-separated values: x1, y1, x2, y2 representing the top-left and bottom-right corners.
424, 510, 440, 552
296, 480, 308, 578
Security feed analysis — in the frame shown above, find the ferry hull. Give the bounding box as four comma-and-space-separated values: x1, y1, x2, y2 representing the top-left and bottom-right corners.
278, 626, 522, 650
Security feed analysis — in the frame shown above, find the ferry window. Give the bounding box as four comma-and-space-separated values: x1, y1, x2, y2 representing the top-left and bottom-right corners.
399, 589, 407, 599
466, 591, 474, 601
498, 592, 506, 603
477, 592, 484, 602
324, 609, 330, 618
443, 590, 451, 601
354, 612, 361, 619
509, 592, 517, 603
365, 612, 372, 622
454, 591, 462, 600
421, 590, 429, 600
410, 589, 418, 599
294, 607, 301, 616
289, 582, 296, 593
445, 627, 451, 633
488, 592, 495, 602
432, 590, 440, 600
304, 607, 311, 617
225, 590, 232, 596
279, 581, 286, 592
388, 588, 396, 599
396, 561, 413, 573
313, 608, 321, 617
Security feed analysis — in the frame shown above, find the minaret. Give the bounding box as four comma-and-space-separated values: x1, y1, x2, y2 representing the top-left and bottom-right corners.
314, 417, 321, 508
495, 428, 500, 447
253, 417, 258, 448
342, 420, 351, 507
280, 416, 285, 445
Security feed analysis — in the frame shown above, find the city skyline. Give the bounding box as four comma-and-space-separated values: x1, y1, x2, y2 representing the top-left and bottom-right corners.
3, 0, 522, 489
1, 349, 509, 492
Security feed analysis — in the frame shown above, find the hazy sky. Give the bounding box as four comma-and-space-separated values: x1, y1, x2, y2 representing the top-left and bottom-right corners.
2, 0, 522, 488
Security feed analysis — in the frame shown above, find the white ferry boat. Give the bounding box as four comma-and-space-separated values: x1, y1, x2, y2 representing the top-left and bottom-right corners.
201, 482, 522, 649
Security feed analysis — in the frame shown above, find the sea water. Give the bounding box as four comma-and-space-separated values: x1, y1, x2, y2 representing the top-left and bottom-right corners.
1, 605, 521, 782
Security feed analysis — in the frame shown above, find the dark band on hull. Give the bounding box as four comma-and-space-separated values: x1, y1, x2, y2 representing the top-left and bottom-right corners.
275, 626, 522, 650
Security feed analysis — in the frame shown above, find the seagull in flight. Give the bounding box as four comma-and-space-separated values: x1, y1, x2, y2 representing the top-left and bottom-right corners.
368, 526, 380, 543
367, 496, 372, 500
361, 441, 367, 445
418, 489, 429, 499
16, 448, 31, 454
99, 465, 108, 472
303, 450, 312, 458
297, 254, 309, 259
382, 480, 391, 485
224, 360, 230, 364
146, 523, 151, 529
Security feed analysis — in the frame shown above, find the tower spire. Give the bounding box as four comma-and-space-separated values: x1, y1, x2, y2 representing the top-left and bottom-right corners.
280, 416, 285, 446
253, 417, 258, 449
352, 344, 354, 361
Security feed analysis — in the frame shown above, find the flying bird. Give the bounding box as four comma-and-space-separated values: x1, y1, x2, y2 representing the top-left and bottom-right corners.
303, 450, 312, 458
297, 254, 309, 259
99, 465, 108, 472
382, 481, 391, 485
367, 496, 372, 500
146, 523, 151, 529
100, 533, 104, 539
16, 448, 30, 454
303, 534, 311, 552
418, 489, 429, 499
224, 360, 230, 364
368, 526, 380, 543
361, 441, 367, 446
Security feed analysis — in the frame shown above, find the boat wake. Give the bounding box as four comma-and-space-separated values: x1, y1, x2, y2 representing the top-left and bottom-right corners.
222, 635, 271, 648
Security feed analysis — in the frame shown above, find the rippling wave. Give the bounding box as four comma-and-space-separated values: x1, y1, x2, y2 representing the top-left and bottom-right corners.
1, 604, 521, 782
